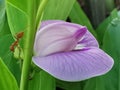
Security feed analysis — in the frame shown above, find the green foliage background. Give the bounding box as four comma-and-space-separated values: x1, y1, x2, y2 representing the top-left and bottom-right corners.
0, 0, 120, 90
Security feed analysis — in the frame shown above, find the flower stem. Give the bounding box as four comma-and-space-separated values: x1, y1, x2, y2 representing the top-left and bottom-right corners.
36, 0, 49, 28
20, 0, 48, 90
19, 1, 36, 90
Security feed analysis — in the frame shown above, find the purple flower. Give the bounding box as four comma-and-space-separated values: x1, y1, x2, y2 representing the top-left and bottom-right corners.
32, 20, 114, 81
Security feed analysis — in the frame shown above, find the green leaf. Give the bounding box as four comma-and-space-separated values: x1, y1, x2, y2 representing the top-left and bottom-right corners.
105, 0, 115, 12
0, 14, 11, 37
83, 77, 105, 90
0, 34, 21, 85
96, 9, 118, 46
96, 17, 111, 46
36, 0, 49, 28
83, 14, 120, 90
0, 58, 19, 90
84, 0, 106, 28
6, 0, 29, 50
57, 80, 84, 90
0, 34, 14, 57
28, 71, 55, 90
42, 0, 76, 20
102, 18, 120, 90
6, 2, 28, 34
0, 0, 10, 37
0, 0, 5, 31
6, 0, 28, 13
69, 1, 97, 38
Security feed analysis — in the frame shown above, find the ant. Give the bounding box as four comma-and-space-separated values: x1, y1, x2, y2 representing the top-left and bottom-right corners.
10, 32, 24, 52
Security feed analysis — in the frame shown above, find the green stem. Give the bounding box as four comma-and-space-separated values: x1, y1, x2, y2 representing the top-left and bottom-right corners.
19, 1, 36, 90
20, 0, 48, 90
36, 0, 49, 28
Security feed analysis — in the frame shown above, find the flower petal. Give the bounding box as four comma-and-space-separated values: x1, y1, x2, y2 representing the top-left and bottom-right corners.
40, 20, 99, 48
78, 31, 99, 48
40, 20, 64, 29
34, 22, 87, 56
32, 47, 114, 82
36, 20, 99, 53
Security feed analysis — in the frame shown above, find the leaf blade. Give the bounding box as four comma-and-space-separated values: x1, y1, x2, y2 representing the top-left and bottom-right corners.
0, 58, 19, 90
69, 1, 97, 38
42, 0, 76, 20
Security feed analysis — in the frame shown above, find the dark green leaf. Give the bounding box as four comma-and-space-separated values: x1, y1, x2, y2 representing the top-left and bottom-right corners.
83, 77, 105, 90
0, 34, 21, 85
84, 0, 106, 28
102, 18, 120, 90
96, 9, 118, 46
96, 17, 111, 46
57, 79, 84, 90
0, 34, 13, 56
105, 0, 115, 12
69, 1, 97, 38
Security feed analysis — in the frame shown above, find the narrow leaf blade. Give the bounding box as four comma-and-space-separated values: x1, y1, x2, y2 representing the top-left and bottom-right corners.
42, 0, 76, 20
69, 1, 97, 37
0, 58, 19, 90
